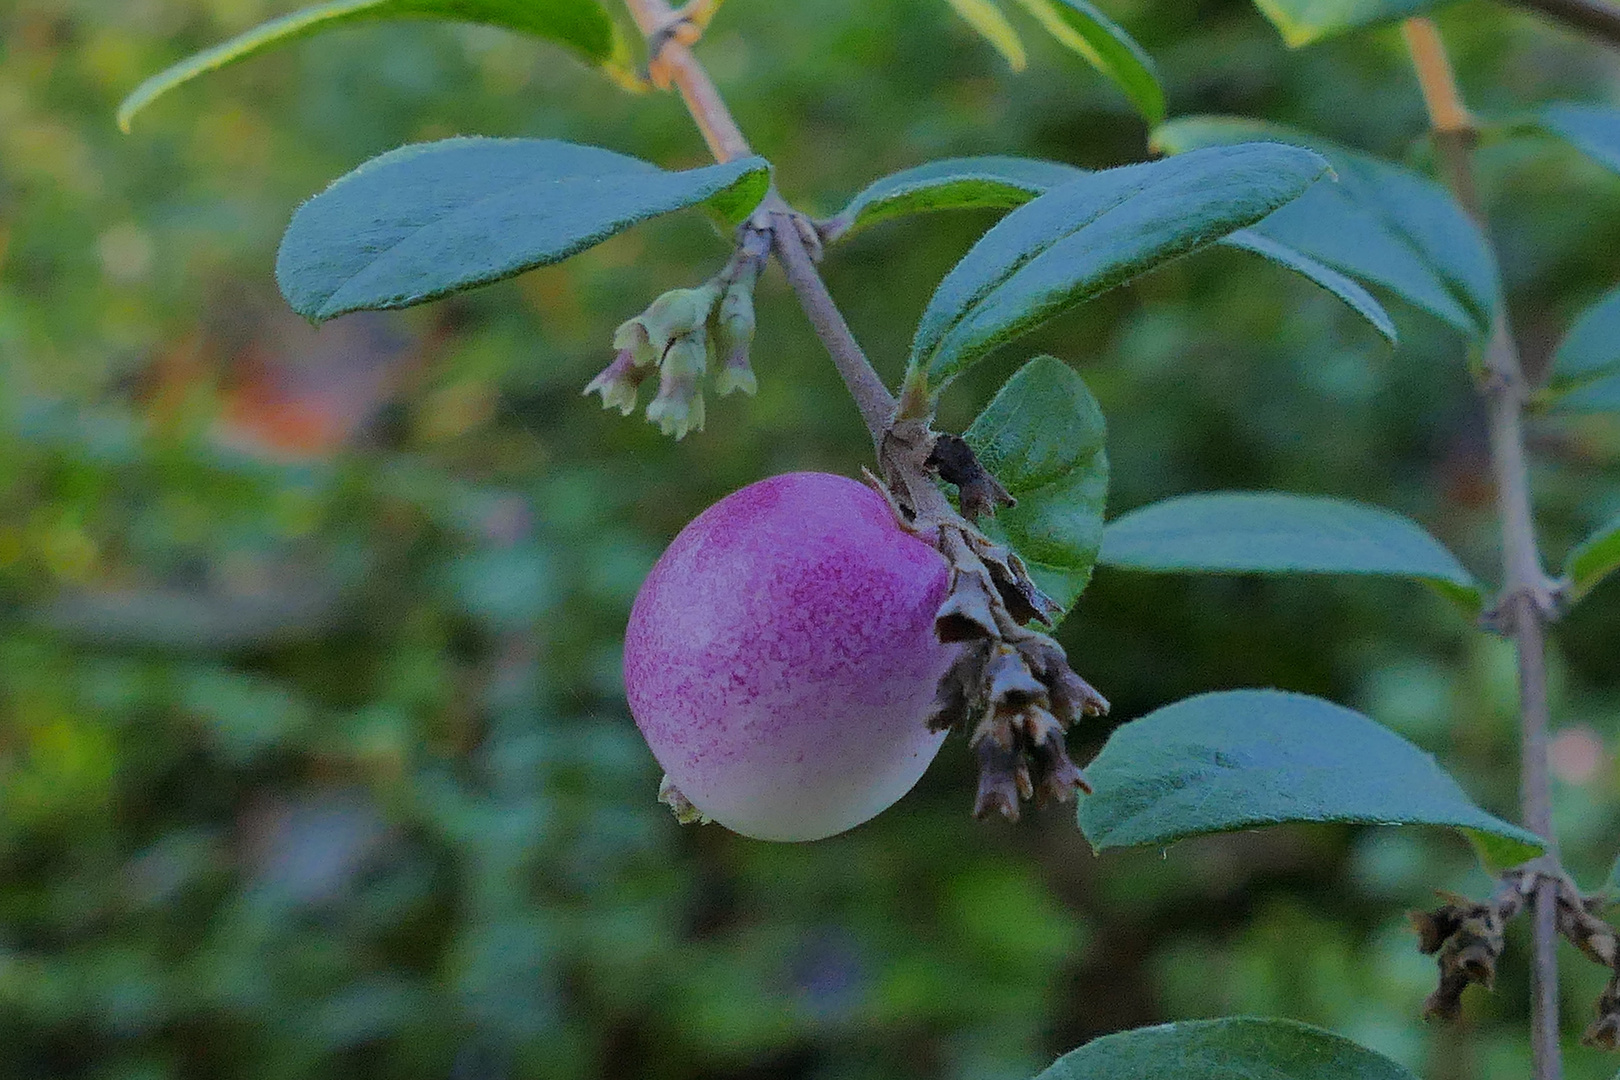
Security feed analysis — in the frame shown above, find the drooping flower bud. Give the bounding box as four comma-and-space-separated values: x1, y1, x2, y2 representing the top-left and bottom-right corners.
645, 332, 708, 440
584, 348, 653, 415
613, 285, 721, 367
712, 277, 758, 397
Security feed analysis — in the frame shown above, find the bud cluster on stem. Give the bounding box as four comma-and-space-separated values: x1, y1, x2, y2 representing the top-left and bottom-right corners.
585, 228, 768, 439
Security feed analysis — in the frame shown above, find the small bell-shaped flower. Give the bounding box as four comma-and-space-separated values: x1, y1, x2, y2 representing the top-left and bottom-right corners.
645, 331, 709, 440
613, 285, 720, 367
584, 348, 653, 415
712, 273, 758, 397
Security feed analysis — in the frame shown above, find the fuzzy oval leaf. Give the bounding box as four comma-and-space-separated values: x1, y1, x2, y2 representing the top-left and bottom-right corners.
119, 0, 629, 132
1007, 0, 1163, 123
1548, 373, 1620, 414
828, 157, 1394, 341
944, 0, 1028, 69
1222, 228, 1397, 342
1099, 491, 1479, 607
1155, 116, 1500, 337
1037, 1017, 1418, 1080
825, 157, 1087, 241
1248, 0, 1441, 47
1540, 102, 1620, 175
1565, 510, 1620, 603
276, 138, 771, 322
1077, 689, 1545, 862
963, 356, 1108, 613
1549, 283, 1620, 389
911, 142, 1331, 386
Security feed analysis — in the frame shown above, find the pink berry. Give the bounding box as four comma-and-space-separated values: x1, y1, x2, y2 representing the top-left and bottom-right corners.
625, 472, 957, 841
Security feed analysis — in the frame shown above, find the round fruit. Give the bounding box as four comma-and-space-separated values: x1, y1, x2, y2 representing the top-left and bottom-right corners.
625, 471, 957, 841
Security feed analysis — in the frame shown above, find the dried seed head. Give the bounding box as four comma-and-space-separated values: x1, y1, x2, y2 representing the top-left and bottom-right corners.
1408, 907, 1463, 956
972, 732, 1023, 822
1018, 633, 1109, 724
1556, 884, 1620, 968
1583, 970, 1620, 1050
986, 644, 1045, 707
924, 640, 990, 733
927, 433, 1015, 521
975, 540, 1059, 625
1411, 890, 1515, 1022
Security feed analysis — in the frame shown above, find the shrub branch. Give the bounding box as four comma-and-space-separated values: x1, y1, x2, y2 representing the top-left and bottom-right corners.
1402, 18, 1569, 1079
619, 0, 1107, 820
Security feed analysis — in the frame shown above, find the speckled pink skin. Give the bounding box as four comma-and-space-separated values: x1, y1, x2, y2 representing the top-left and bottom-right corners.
625, 472, 956, 841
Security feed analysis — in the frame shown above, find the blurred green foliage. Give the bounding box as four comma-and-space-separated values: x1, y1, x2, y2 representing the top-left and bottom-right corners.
1, 0, 1619, 1077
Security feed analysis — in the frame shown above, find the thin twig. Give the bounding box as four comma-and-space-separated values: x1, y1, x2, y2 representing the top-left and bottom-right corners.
1509, 0, 1620, 46
620, 0, 897, 448
1403, 18, 1562, 1080
768, 208, 896, 447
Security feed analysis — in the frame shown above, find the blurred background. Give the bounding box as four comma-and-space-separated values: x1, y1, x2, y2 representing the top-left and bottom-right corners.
1, 0, 1619, 1076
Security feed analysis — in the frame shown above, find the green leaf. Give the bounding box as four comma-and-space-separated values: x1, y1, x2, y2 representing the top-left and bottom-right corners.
824, 157, 1087, 242
1007, 0, 1164, 123
118, 0, 631, 132
1099, 491, 1479, 607
1036, 1017, 1418, 1080
1222, 229, 1397, 343
1564, 510, 1620, 603
943, 0, 1028, 69
1076, 689, 1545, 863
1247, 0, 1441, 47
1539, 102, 1620, 175
962, 356, 1108, 614
1154, 116, 1500, 337
910, 143, 1331, 387
1607, 852, 1620, 898
1549, 373, 1620, 414
1548, 283, 1620, 390
828, 157, 1394, 342
276, 138, 771, 322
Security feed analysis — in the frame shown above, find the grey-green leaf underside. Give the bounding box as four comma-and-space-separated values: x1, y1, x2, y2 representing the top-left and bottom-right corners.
1539, 102, 1620, 175
119, 0, 631, 132
1099, 491, 1480, 608
1543, 283, 1620, 415
827, 156, 1394, 341
1248, 0, 1443, 47
1154, 115, 1500, 338
1007, 0, 1164, 123
824, 157, 1089, 241
943, 0, 1164, 123
1036, 1017, 1419, 1080
1076, 689, 1545, 864
1564, 510, 1620, 603
908, 142, 1333, 387
276, 138, 771, 322
963, 356, 1108, 614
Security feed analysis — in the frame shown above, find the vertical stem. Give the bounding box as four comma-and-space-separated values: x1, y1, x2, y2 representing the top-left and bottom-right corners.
1402, 18, 1561, 1080
620, 0, 898, 448
769, 219, 895, 447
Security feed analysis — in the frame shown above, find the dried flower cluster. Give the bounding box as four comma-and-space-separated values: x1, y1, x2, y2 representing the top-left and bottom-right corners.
878, 417, 1108, 821
1412, 868, 1620, 1045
